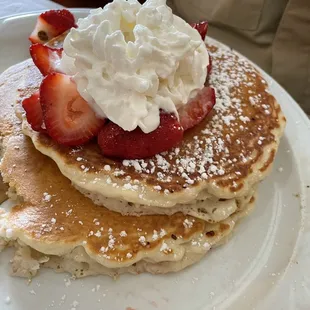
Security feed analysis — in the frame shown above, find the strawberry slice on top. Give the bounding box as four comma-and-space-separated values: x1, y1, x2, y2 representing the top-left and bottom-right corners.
40, 73, 105, 146
30, 44, 62, 76
22, 91, 45, 132
29, 9, 76, 44
98, 113, 184, 159
178, 87, 216, 131
191, 21, 208, 41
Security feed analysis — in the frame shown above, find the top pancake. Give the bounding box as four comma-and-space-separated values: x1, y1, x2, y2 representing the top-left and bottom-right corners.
20, 36, 285, 207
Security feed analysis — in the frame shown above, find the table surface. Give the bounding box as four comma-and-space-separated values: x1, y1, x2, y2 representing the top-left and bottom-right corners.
0, 0, 63, 18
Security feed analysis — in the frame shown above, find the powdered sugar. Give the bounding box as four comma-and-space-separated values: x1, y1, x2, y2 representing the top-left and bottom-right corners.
183, 219, 195, 229
94, 231, 102, 237
152, 230, 159, 241
43, 192, 52, 202
108, 234, 115, 249
159, 229, 167, 238
104, 165, 111, 172
94, 39, 271, 194
139, 236, 147, 246
160, 242, 170, 252
120, 231, 127, 237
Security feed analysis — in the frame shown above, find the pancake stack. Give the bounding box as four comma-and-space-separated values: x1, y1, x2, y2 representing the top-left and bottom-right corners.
0, 36, 285, 278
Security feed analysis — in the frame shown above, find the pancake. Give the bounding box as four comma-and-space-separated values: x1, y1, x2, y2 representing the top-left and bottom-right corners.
0, 133, 255, 278
78, 185, 256, 222
0, 61, 255, 277
4, 196, 254, 278
20, 36, 286, 210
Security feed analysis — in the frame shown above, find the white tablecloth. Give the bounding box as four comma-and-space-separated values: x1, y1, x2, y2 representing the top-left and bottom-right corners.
0, 0, 63, 19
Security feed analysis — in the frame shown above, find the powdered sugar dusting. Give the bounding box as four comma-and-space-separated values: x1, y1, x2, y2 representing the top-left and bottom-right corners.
43, 192, 52, 202
93, 40, 273, 193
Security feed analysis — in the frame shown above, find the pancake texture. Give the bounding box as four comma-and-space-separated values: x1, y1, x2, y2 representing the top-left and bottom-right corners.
22, 37, 286, 210
0, 134, 254, 277
77, 185, 256, 222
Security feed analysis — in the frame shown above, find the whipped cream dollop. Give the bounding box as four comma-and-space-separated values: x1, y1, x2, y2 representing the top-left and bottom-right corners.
60, 0, 209, 133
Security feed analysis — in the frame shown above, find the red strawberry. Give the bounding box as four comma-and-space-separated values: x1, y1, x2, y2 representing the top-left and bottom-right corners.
98, 113, 184, 159
191, 21, 208, 41
29, 9, 76, 44
178, 87, 216, 131
22, 91, 45, 132
40, 73, 105, 146
30, 44, 62, 76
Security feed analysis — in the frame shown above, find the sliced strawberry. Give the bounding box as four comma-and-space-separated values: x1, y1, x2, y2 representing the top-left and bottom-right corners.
191, 21, 208, 41
30, 44, 62, 76
98, 113, 184, 159
22, 91, 45, 132
178, 87, 216, 131
40, 73, 105, 146
29, 9, 76, 44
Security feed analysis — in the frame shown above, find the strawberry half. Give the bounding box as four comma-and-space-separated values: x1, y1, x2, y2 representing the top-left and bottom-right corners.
22, 91, 45, 132
191, 21, 208, 41
98, 113, 184, 159
29, 9, 76, 44
30, 44, 62, 76
40, 73, 105, 146
178, 87, 216, 131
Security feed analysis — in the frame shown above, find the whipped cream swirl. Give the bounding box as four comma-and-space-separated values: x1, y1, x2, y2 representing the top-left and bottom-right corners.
60, 0, 209, 133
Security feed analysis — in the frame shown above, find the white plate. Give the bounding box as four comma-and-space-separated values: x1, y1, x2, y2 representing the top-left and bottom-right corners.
0, 9, 310, 310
